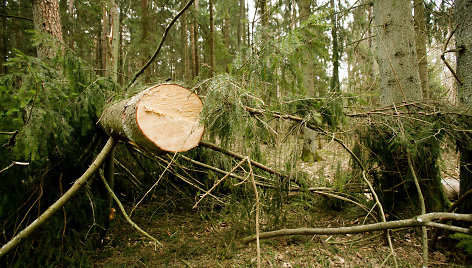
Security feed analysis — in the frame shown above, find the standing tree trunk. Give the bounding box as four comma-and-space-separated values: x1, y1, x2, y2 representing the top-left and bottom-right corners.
371, 0, 448, 214
414, 0, 429, 99
191, 0, 199, 78
181, 0, 189, 82
330, 0, 339, 94
455, 0, 472, 214
237, 0, 245, 48
1, 0, 7, 74
101, 4, 109, 76
110, 0, 119, 83
374, 0, 422, 106
32, 0, 63, 58
141, 0, 150, 82
296, 0, 320, 162
209, 0, 215, 72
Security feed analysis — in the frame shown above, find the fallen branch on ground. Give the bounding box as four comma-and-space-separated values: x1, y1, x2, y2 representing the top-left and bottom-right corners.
240, 212, 472, 245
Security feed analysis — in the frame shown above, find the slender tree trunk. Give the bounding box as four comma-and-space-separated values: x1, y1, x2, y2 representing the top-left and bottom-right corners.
258, 0, 268, 28
1, 0, 7, 74
32, 0, 64, 58
190, 14, 196, 78
414, 0, 429, 99
237, 0, 245, 48
193, 0, 199, 77
181, 0, 189, 82
455, 0, 472, 214
111, 0, 119, 83
209, 0, 215, 72
119, 4, 124, 85
296, 0, 319, 162
101, 4, 109, 76
141, 0, 150, 82
330, 0, 339, 93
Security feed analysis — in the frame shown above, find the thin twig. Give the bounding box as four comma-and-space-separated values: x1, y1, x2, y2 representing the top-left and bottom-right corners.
99, 170, 162, 247
193, 158, 248, 209
126, 0, 194, 89
199, 140, 290, 180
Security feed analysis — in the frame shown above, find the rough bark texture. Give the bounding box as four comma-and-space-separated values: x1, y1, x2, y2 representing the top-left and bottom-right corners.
414, 0, 429, 99
455, 0, 472, 214
32, 0, 63, 58
296, 0, 320, 162
371, 0, 447, 215
374, 0, 422, 106
100, 84, 204, 153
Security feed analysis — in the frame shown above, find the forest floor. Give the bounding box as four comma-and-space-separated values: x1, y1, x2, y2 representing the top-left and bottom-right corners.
88, 140, 468, 267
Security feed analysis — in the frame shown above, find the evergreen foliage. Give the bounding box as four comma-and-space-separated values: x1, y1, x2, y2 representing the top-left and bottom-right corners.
0, 40, 115, 265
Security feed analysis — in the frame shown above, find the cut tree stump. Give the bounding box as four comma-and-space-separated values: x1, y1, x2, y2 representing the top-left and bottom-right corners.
100, 84, 204, 153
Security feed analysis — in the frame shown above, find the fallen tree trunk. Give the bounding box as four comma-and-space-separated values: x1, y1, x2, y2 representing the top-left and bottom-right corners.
101, 84, 204, 153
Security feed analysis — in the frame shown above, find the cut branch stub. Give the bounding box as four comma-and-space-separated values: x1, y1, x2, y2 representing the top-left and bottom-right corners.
101, 84, 204, 153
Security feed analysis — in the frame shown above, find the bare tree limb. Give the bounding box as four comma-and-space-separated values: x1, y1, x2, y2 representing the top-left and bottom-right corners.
199, 141, 289, 180
240, 213, 472, 245
193, 157, 248, 209
0, 137, 117, 258
126, 0, 194, 89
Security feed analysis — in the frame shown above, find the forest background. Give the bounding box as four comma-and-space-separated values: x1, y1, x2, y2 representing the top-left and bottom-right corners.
0, 0, 471, 266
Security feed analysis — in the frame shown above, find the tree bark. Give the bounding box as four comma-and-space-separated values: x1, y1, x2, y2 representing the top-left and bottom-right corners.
296, 0, 319, 163
101, 4, 109, 76
191, 0, 199, 78
100, 84, 204, 153
455, 0, 472, 214
32, 0, 63, 58
374, 0, 422, 106
209, 0, 215, 72
111, 0, 119, 83
180, 1, 189, 82
141, 0, 150, 82
237, 0, 245, 48
414, 0, 429, 99
330, 0, 339, 93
